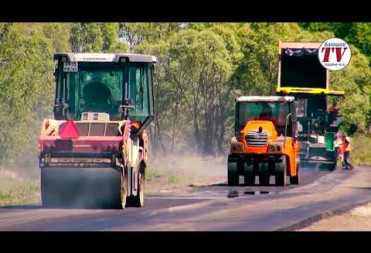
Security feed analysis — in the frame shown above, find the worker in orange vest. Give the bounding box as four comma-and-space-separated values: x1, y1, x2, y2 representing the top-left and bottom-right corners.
328, 102, 339, 113
334, 132, 344, 168
341, 133, 354, 170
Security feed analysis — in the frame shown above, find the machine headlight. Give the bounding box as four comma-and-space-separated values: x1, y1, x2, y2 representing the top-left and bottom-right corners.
268, 145, 275, 152
230, 142, 244, 154
276, 145, 281, 152
268, 144, 282, 153
236, 132, 243, 141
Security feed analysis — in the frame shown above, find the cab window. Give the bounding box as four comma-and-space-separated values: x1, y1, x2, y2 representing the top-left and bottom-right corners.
128, 64, 150, 123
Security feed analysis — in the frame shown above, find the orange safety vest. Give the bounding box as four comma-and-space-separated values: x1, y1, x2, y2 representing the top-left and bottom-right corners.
328, 106, 338, 112
334, 138, 344, 154
342, 137, 351, 152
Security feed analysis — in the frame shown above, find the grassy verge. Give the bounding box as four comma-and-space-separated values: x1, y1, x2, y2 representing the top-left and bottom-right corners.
145, 155, 226, 193
0, 169, 40, 206
351, 134, 371, 166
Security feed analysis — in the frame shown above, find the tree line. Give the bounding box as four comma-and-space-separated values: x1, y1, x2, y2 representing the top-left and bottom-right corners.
0, 22, 369, 165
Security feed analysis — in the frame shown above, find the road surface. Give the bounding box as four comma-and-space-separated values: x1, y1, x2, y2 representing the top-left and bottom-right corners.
0, 166, 370, 231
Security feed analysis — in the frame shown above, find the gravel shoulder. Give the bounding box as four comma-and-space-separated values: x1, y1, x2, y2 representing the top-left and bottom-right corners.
299, 201, 371, 231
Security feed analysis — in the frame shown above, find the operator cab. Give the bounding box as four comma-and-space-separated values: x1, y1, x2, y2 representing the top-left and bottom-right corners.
53, 53, 156, 135
235, 96, 297, 137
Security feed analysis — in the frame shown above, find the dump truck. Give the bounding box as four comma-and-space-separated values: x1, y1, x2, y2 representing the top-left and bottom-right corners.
38, 53, 156, 208
228, 96, 300, 186
276, 42, 344, 170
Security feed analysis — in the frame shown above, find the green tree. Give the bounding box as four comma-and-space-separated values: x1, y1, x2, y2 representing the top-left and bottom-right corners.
0, 23, 54, 164
119, 23, 181, 52
139, 26, 239, 155
70, 23, 125, 53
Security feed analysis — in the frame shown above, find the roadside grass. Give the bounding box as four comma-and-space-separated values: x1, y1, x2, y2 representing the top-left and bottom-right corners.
145, 155, 226, 192
351, 134, 371, 166
0, 169, 40, 206
146, 159, 185, 191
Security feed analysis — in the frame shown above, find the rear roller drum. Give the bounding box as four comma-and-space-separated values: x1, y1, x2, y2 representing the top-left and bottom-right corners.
41, 167, 122, 208
275, 156, 287, 186
259, 162, 270, 186
41, 168, 58, 207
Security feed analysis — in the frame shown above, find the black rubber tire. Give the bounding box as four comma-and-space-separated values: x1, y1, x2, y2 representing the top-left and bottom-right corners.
228, 160, 239, 186
127, 161, 146, 207
276, 156, 287, 186
244, 162, 255, 186
127, 172, 145, 207
290, 162, 300, 185
120, 166, 128, 209
259, 162, 270, 186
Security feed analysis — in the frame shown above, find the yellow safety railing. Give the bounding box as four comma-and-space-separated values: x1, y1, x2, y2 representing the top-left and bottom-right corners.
276, 87, 345, 96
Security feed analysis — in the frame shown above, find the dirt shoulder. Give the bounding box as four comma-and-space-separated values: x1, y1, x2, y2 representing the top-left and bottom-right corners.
299, 201, 371, 231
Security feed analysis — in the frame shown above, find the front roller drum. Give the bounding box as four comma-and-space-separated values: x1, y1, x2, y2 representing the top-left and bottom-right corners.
228, 157, 239, 186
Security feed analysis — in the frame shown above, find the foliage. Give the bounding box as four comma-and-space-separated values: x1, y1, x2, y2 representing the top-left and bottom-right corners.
351, 134, 371, 166
70, 23, 126, 53
0, 22, 370, 164
300, 22, 371, 62
0, 23, 58, 164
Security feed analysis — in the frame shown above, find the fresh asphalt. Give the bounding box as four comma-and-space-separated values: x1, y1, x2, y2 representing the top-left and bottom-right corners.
0, 166, 370, 231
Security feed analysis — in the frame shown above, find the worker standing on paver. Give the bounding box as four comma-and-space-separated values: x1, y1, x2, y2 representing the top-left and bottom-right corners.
342, 133, 354, 170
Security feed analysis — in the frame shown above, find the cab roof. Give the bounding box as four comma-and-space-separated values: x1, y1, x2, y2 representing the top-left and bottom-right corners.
236, 96, 295, 103
54, 53, 157, 63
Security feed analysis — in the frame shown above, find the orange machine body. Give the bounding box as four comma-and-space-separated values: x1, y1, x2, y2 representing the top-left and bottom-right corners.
233, 120, 300, 177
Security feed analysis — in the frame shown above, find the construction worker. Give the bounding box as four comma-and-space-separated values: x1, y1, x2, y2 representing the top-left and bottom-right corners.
328, 102, 339, 113
259, 103, 273, 120
342, 133, 354, 170
334, 132, 344, 169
